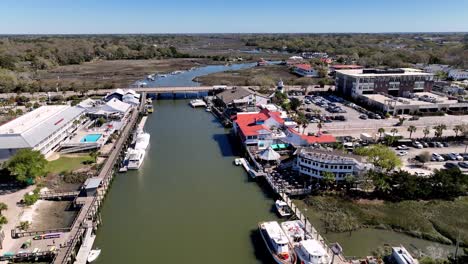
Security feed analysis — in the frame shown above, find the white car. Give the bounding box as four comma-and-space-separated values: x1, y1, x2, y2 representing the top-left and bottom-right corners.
397, 151, 408, 156
397, 145, 410, 150
450, 152, 463, 161
412, 141, 423, 149
432, 153, 444, 161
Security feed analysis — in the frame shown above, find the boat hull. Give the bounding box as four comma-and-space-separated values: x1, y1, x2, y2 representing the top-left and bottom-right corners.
258, 223, 297, 264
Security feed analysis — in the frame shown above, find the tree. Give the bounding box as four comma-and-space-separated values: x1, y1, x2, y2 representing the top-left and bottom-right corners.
417, 151, 432, 165
423, 126, 430, 138
19, 221, 30, 231
289, 97, 301, 111
433, 124, 447, 138
407, 125, 417, 139
301, 119, 309, 135
89, 150, 100, 164
453, 125, 463, 137
317, 122, 323, 134
0, 202, 7, 214
377, 128, 385, 139
6, 149, 47, 184
322, 171, 335, 189
355, 144, 402, 172
390, 128, 399, 137
0, 216, 7, 226
344, 174, 356, 191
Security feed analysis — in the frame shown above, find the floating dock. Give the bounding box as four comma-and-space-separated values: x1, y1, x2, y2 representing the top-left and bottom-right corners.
73, 222, 95, 264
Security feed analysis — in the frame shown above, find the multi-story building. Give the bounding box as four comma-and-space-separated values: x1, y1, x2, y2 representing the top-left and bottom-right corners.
336, 68, 434, 98
295, 148, 366, 180
0, 105, 85, 160
448, 69, 468, 80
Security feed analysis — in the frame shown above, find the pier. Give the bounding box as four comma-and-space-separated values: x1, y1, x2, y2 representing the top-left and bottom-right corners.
50, 93, 147, 264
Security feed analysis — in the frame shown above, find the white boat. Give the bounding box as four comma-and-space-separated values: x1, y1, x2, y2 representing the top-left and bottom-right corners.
171, 70, 184, 75
147, 74, 155, 81
258, 221, 297, 264
281, 221, 330, 264
275, 200, 292, 217
127, 130, 150, 170
205, 107, 211, 112
234, 158, 242, 166
158, 74, 167, 78
87, 248, 101, 263
127, 148, 145, 170
189, 99, 207, 108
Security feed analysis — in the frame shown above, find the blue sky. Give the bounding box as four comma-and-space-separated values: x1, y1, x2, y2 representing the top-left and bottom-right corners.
1, 0, 467, 34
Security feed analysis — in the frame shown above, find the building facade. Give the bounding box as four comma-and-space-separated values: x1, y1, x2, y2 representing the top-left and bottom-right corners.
0, 105, 85, 160
448, 69, 468, 80
295, 149, 365, 180
336, 68, 434, 98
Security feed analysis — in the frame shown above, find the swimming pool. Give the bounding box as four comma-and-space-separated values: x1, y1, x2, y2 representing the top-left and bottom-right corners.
81, 134, 102, 143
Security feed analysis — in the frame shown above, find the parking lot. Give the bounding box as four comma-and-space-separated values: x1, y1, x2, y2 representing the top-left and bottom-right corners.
290, 93, 467, 139
397, 143, 468, 175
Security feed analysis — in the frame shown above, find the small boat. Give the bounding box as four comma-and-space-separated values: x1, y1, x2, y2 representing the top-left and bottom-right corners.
147, 74, 155, 81
205, 107, 211, 112
158, 74, 167, 78
275, 200, 292, 217
146, 104, 154, 113
189, 99, 207, 108
87, 248, 101, 263
171, 70, 184, 75
258, 221, 297, 264
234, 158, 242, 166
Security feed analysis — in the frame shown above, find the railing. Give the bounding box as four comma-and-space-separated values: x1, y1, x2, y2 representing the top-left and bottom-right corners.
39, 191, 80, 200
0, 251, 56, 262
12, 227, 71, 238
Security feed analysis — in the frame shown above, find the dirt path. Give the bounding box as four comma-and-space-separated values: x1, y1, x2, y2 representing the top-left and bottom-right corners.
0, 185, 35, 254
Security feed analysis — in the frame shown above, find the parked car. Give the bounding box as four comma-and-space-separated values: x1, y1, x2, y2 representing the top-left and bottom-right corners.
442, 142, 449, 147
397, 151, 408, 156
458, 162, 468, 169
397, 145, 410, 150
421, 142, 429, 148
462, 153, 468, 161
359, 114, 368, 120
412, 141, 423, 149
435, 142, 444, 148
409, 116, 420, 121
444, 162, 459, 169
432, 153, 444, 161
450, 152, 463, 161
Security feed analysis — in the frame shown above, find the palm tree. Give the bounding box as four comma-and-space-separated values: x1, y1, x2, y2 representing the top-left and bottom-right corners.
433, 124, 447, 138
322, 171, 335, 189
390, 128, 399, 137
302, 118, 309, 134
317, 122, 323, 134
453, 125, 463, 137
0, 216, 7, 225
89, 150, 100, 163
0, 202, 7, 214
377, 128, 385, 139
407, 125, 417, 139
423, 127, 430, 138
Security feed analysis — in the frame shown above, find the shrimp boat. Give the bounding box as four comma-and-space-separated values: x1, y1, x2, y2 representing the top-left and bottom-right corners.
87, 248, 101, 262
258, 221, 297, 264
275, 200, 292, 217
280, 221, 331, 264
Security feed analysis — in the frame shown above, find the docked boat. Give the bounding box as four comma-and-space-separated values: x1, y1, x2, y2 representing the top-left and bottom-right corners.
275, 200, 292, 217
87, 248, 101, 262
189, 99, 207, 108
127, 130, 150, 170
147, 74, 155, 81
205, 107, 211, 112
234, 158, 242, 166
145, 104, 154, 113
258, 221, 297, 264
281, 221, 330, 264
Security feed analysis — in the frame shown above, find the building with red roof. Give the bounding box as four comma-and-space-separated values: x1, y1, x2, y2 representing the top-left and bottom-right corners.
293, 64, 319, 77
233, 109, 335, 149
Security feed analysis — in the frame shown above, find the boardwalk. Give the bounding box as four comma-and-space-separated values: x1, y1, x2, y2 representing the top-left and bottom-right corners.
52, 95, 145, 264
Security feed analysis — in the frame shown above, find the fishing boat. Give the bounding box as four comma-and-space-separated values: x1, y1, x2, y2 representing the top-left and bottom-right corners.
87, 248, 101, 263
275, 200, 292, 217
258, 221, 297, 264
189, 99, 207, 108
281, 221, 331, 264
145, 104, 154, 113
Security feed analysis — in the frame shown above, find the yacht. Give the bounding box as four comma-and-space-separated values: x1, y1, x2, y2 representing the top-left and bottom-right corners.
127, 130, 150, 170
258, 221, 297, 264
87, 248, 101, 262
127, 148, 145, 170
189, 99, 207, 108
281, 221, 330, 264
275, 200, 292, 217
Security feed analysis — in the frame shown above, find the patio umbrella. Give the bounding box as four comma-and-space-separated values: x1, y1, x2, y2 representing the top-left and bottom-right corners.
258, 147, 281, 161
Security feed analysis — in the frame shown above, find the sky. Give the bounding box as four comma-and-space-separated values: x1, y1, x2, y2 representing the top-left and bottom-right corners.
1, 0, 467, 34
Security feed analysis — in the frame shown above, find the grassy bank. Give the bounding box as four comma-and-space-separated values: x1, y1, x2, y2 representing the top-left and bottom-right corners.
301, 195, 468, 247
37, 58, 219, 88
47, 154, 94, 174
196, 64, 305, 87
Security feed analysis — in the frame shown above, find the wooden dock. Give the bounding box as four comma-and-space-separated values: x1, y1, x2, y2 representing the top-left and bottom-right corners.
73, 222, 95, 264
52, 95, 146, 264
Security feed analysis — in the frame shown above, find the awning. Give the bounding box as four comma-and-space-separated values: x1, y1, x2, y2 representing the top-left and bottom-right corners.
258, 147, 281, 161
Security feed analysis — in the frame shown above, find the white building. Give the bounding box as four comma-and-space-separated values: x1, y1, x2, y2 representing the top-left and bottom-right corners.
293, 64, 319, 77
78, 98, 132, 118
391, 247, 417, 264
0, 105, 85, 160
448, 69, 468, 80
295, 148, 366, 180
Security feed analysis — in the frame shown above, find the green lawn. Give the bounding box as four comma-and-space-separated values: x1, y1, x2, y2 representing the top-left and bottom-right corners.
47, 155, 93, 174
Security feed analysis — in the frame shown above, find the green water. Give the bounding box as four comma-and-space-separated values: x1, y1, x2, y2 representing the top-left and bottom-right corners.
94, 100, 278, 264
